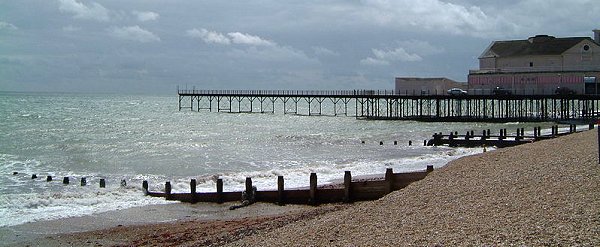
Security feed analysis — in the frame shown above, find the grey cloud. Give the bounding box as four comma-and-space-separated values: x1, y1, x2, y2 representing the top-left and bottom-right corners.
58, 0, 110, 22
108, 26, 160, 42
0, 21, 18, 30
187, 28, 276, 46
132, 11, 159, 22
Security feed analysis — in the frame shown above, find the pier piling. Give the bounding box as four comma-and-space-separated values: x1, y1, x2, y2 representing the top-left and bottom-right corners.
99, 178, 106, 188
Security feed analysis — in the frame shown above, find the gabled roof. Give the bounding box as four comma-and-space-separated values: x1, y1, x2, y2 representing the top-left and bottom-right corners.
479, 35, 597, 59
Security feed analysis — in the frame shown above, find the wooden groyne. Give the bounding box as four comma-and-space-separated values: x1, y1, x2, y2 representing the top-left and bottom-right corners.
144, 166, 433, 205
427, 124, 592, 148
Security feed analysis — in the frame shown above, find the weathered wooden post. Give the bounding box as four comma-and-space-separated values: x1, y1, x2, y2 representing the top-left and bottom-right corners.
46, 175, 52, 182
533, 127, 538, 138
165, 181, 172, 196
589, 123, 594, 130
99, 178, 106, 188
309, 173, 317, 205
245, 177, 253, 196
385, 168, 394, 193
31, 174, 37, 179
521, 128, 524, 137
63, 177, 69, 185
408, 140, 412, 146
427, 165, 434, 173
216, 178, 223, 204
379, 141, 383, 145
486, 129, 491, 137
343, 171, 352, 203
80, 177, 86, 186
190, 179, 197, 203
394, 141, 398, 145
277, 176, 285, 206
423, 140, 427, 146
142, 180, 148, 195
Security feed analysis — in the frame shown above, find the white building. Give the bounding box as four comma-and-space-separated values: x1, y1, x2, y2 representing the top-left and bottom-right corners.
468, 30, 600, 95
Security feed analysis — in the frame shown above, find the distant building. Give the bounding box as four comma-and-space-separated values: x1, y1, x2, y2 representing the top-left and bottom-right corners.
395, 77, 465, 95
468, 30, 600, 95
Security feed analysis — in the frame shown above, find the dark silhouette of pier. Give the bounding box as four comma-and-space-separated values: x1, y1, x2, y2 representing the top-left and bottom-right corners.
178, 89, 600, 122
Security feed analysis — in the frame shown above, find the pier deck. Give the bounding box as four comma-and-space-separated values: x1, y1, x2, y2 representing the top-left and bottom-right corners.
178, 89, 600, 123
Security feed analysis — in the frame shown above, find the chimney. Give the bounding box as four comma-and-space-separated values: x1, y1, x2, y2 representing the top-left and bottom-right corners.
594, 29, 600, 43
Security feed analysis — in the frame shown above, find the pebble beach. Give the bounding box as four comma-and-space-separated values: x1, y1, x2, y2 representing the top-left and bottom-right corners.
6, 129, 600, 246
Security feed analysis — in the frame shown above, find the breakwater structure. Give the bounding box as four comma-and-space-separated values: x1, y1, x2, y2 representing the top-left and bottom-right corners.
178, 89, 600, 122
427, 124, 592, 148
144, 167, 433, 206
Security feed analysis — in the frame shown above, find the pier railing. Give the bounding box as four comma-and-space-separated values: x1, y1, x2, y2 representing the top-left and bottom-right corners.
177, 89, 398, 96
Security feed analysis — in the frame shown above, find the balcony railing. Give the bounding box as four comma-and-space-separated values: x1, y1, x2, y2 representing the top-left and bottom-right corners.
470, 65, 600, 74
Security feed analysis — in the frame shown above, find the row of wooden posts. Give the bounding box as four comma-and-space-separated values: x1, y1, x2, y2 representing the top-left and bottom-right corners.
145, 166, 434, 205
13, 172, 126, 188
428, 124, 589, 148
362, 140, 427, 146
435, 124, 586, 141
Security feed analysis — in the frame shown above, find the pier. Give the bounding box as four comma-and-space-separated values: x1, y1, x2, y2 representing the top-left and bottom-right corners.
178, 89, 600, 122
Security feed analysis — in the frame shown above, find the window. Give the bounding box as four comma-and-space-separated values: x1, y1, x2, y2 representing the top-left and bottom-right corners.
584, 76, 596, 83
583, 45, 590, 51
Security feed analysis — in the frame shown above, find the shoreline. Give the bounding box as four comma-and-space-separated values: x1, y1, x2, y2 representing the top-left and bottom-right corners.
4, 129, 599, 246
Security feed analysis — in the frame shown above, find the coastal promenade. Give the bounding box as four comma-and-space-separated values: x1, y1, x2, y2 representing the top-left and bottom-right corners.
178, 89, 600, 122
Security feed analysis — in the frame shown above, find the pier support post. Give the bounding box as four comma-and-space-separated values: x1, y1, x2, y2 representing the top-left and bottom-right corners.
31, 174, 37, 179
100, 178, 106, 188
63, 177, 69, 185
80, 177, 86, 186
46, 176, 52, 182
216, 178, 223, 204
309, 173, 317, 205
142, 180, 148, 195
385, 168, 394, 193
190, 179, 197, 203
277, 176, 285, 206
343, 171, 352, 203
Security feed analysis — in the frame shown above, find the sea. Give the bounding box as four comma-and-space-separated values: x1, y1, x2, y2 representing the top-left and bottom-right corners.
0, 92, 555, 227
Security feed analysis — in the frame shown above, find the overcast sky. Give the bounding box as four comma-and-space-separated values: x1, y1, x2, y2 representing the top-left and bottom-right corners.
1, 0, 599, 94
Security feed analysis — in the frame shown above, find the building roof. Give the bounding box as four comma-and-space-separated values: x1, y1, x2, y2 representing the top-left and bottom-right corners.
480, 35, 597, 58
